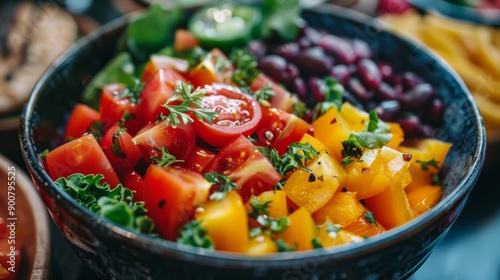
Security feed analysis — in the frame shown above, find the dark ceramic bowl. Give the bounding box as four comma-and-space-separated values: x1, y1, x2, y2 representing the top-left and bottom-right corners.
20, 4, 486, 280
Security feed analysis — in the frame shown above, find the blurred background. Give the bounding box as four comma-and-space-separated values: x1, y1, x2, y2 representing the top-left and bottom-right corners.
0, 0, 499, 279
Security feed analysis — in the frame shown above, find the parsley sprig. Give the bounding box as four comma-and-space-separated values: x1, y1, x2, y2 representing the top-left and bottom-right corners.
151, 146, 184, 167
340, 110, 393, 166
417, 158, 440, 171
204, 172, 238, 201
55, 173, 155, 234
177, 220, 214, 249
312, 77, 344, 120
247, 197, 290, 238
160, 82, 218, 128
263, 142, 320, 176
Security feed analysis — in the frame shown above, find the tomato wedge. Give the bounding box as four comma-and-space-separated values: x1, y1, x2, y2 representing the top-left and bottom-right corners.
100, 83, 145, 135
46, 134, 121, 187
250, 73, 300, 113
100, 124, 143, 176
139, 68, 187, 123
194, 83, 262, 147
132, 120, 196, 164
64, 103, 100, 141
254, 105, 313, 156
144, 165, 210, 240
203, 135, 281, 202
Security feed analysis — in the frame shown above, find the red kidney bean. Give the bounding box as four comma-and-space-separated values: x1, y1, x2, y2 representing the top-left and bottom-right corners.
347, 77, 375, 102
402, 72, 424, 89
374, 100, 401, 121
292, 77, 308, 101
352, 39, 372, 60
397, 115, 424, 137
258, 55, 288, 83
303, 26, 323, 44
399, 83, 435, 111
357, 58, 382, 90
309, 77, 325, 102
317, 34, 356, 64
378, 62, 394, 82
271, 42, 301, 60
297, 36, 313, 49
377, 82, 400, 101
329, 64, 351, 85
293, 47, 334, 76
247, 40, 267, 58
427, 98, 445, 125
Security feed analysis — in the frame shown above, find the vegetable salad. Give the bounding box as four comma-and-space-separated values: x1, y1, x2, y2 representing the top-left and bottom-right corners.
44, 1, 452, 254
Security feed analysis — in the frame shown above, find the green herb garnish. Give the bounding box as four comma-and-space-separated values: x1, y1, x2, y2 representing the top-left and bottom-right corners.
204, 172, 239, 201
417, 158, 440, 171
151, 146, 183, 167
54, 173, 154, 234
177, 220, 214, 249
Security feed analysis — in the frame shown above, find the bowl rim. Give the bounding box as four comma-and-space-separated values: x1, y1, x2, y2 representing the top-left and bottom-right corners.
20, 2, 486, 268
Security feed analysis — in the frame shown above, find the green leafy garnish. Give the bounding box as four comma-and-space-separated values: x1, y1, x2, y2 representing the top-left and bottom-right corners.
341, 134, 364, 159
431, 173, 442, 186
177, 220, 214, 249
111, 128, 127, 159
151, 146, 184, 167
85, 121, 106, 143
417, 158, 440, 171
312, 237, 323, 249
204, 172, 239, 201
274, 239, 297, 252
117, 79, 144, 105
160, 81, 219, 128
230, 48, 260, 87
313, 77, 344, 120
261, 0, 300, 41
248, 197, 272, 219
363, 211, 377, 226
54, 174, 154, 234
266, 142, 320, 176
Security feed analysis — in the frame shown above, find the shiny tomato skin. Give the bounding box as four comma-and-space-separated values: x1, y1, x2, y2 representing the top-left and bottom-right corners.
144, 165, 210, 240
132, 120, 196, 165
100, 124, 143, 177
203, 135, 281, 202
250, 73, 300, 113
64, 103, 100, 141
100, 83, 145, 136
141, 54, 189, 82
121, 171, 145, 202
46, 134, 121, 187
183, 146, 216, 173
254, 106, 314, 156
139, 68, 187, 123
194, 83, 262, 147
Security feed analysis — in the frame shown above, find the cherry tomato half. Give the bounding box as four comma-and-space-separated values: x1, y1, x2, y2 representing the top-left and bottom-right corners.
194, 83, 262, 147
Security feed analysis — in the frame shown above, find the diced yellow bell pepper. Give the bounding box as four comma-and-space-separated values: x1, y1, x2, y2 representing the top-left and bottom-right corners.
278, 207, 318, 251
406, 184, 443, 215
246, 234, 278, 255
196, 191, 249, 252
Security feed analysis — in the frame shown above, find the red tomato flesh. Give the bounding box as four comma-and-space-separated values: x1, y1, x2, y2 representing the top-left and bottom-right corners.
64, 103, 100, 141
144, 165, 210, 240
194, 83, 262, 147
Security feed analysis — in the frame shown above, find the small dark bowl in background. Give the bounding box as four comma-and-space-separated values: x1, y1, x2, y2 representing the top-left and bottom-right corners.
20, 4, 486, 280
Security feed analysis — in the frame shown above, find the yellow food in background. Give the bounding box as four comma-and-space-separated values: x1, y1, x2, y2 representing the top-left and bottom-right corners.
380, 10, 500, 142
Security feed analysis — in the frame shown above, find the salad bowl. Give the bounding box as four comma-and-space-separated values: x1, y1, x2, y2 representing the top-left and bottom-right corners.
20, 3, 486, 279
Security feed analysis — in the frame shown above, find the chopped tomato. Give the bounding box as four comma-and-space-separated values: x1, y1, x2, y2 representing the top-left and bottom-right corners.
203, 135, 281, 202
174, 29, 199, 53
144, 165, 210, 240
183, 146, 216, 173
99, 83, 146, 135
132, 120, 196, 164
139, 68, 187, 123
121, 171, 145, 202
64, 103, 100, 141
254, 105, 313, 156
46, 134, 121, 187
141, 55, 190, 82
188, 48, 233, 88
100, 124, 143, 176
194, 83, 262, 147
250, 73, 300, 113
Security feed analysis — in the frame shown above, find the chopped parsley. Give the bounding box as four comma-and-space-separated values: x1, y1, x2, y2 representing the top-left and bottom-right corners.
151, 146, 183, 167
417, 158, 440, 171
111, 127, 127, 158
312, 237, 323, 249
363, 211, 377, 226
312, 77, 344, 120
160, 81, 218, 128
274, 239, 297, 252
248, 196, 290, 237
204, 172, 239, 201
